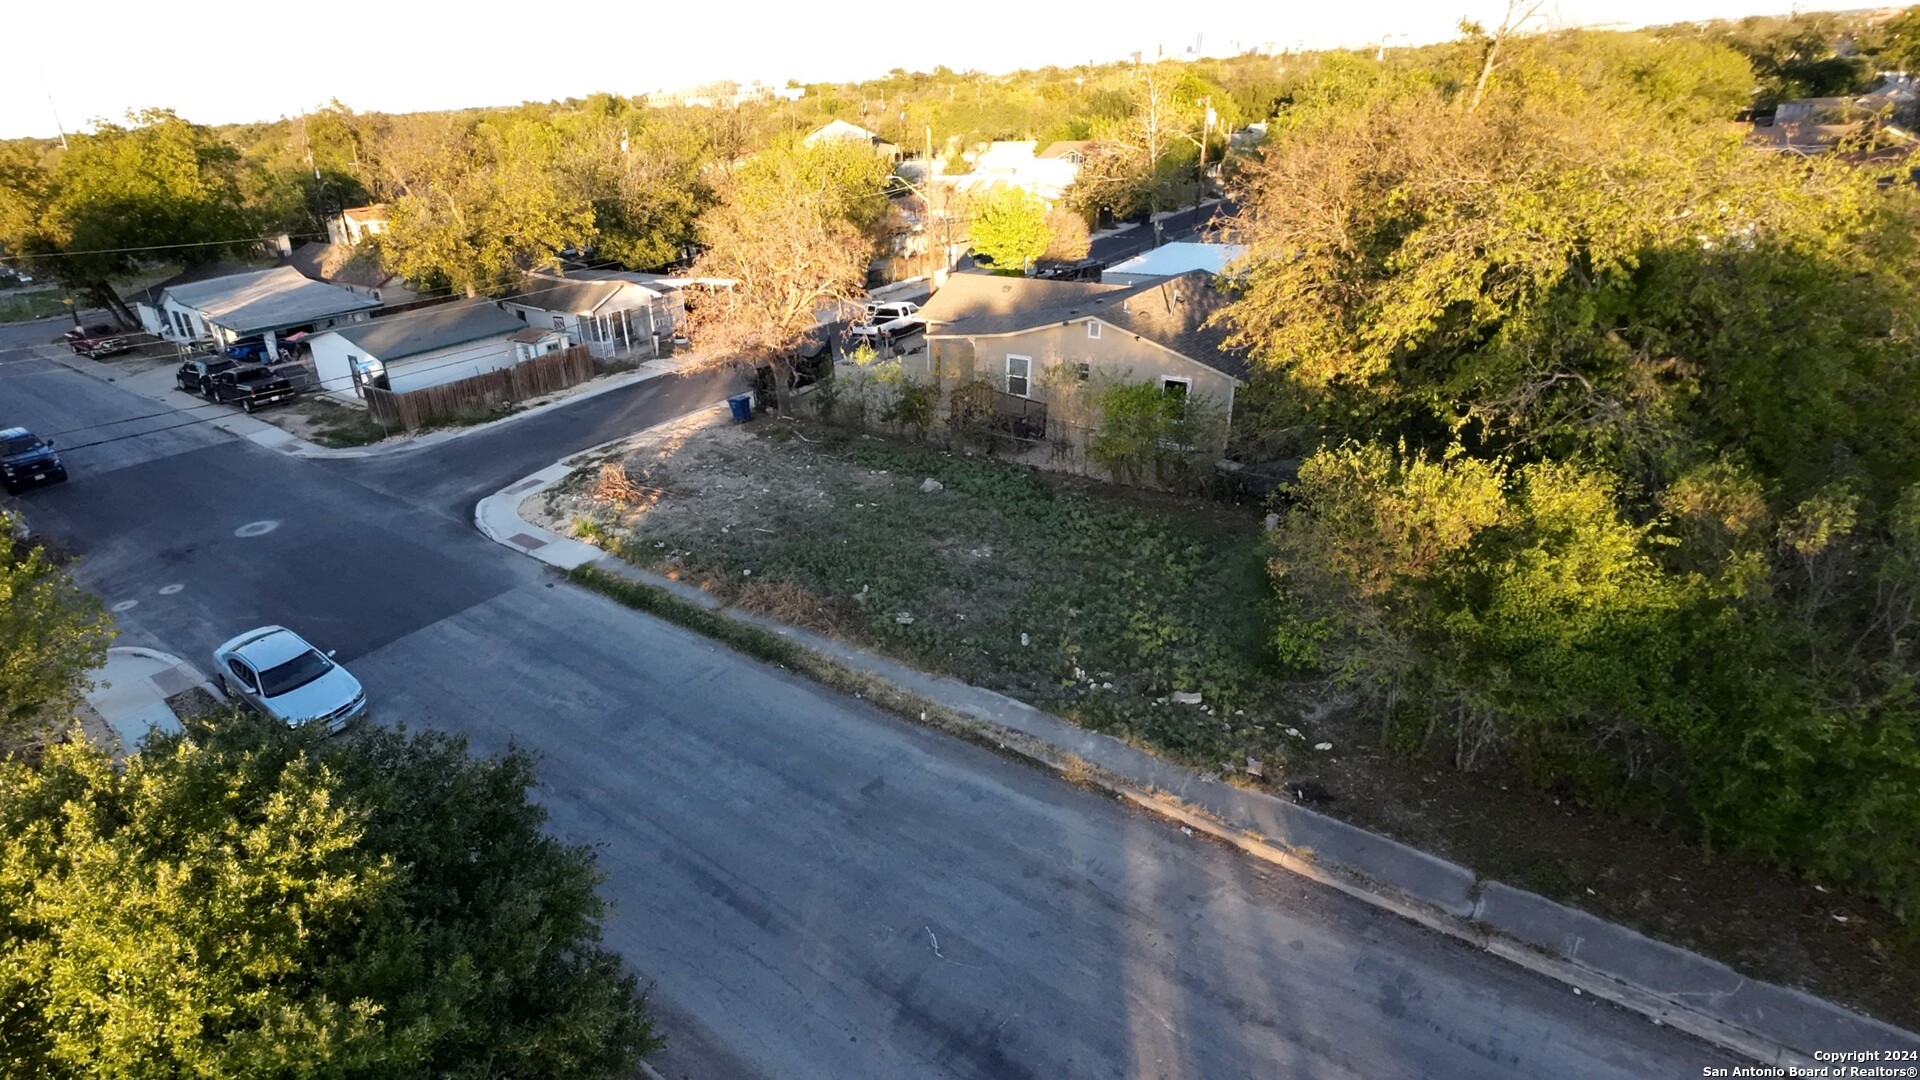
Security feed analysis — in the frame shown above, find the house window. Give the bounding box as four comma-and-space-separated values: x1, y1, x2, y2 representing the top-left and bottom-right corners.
1075, 362, 1091, 382
1006, 355, 1031, 397
552, 315, 566, 330
1161, 376, 1191, 404
515, 308, 527, 322
1087, 321, 1101, 340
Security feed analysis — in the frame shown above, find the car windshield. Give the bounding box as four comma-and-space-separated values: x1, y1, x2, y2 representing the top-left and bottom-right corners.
258, 649, 335, 697
2, 435, 42, 456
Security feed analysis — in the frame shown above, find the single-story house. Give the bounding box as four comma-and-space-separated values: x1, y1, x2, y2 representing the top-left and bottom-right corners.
325, 205, 391, 246
281, 241, 422, 306
1037, 140, 1096, 165
154, 266, 379, 357
129, 262, 259, 337
938, 140, 1082, 204
803, 119, 901, 161
307, 302, 545, 397
907, 270, 1247, 469
501, 270, 688, 359
1104, 242, 1249, 284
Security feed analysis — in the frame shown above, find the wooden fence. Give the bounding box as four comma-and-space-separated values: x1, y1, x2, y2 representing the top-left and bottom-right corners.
363, 345, 595, 431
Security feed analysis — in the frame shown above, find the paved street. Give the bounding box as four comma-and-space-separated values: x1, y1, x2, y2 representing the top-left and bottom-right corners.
1, 344, 1740, 1078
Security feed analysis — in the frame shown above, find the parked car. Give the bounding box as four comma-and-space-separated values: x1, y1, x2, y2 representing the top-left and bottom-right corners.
0, 427, 68, 495
1028, 258, 1105, 282
207, 365, 300, 412
64, 324, 117, 352
176, 356, 241, 396
851, 301, 925, 342
213, 626, 366, 734
861, 300, 920, 322
76, 335, 133, 359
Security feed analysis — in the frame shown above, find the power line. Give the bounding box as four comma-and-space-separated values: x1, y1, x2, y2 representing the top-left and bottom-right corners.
0, 233, 330, 262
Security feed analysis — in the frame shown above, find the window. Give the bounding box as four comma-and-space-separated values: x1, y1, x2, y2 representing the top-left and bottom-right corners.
1006, 355, 1031, 397
226, 658, 257, 690
1075, 362, 1091, 382
1087, 321, 1101, 340
258, 650, 335, 697
516, 308, 527, 322
1161, 376, 1191, 403
552, 315, 566, 330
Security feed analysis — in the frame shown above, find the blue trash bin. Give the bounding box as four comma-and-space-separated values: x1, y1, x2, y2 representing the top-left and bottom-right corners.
727, 393, 753, 423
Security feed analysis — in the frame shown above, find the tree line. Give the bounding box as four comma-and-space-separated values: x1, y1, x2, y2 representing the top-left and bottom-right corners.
1226, 23, 1920, 920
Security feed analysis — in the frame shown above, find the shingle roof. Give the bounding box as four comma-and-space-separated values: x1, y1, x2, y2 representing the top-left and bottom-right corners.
319, 302, 524, 361
163, 266, 380, 334
281, 241, 395, 289
921, 271, 1247, 380
1038, 140, 1095, 159
505, 275, 628, 315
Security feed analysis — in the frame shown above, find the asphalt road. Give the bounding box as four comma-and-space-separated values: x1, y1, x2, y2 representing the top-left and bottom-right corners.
1, 346, 1741, 1078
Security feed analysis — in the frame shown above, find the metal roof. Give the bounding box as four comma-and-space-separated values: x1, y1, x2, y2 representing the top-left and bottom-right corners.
163, 266, 379, 335
318, 302, 525, 361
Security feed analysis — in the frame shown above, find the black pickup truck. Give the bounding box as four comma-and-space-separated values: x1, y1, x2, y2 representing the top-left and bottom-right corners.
207, 365, 303, 413
176, 356, 241, 396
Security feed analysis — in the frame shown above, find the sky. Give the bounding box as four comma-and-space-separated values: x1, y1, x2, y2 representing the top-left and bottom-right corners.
0, 0, 1875, 139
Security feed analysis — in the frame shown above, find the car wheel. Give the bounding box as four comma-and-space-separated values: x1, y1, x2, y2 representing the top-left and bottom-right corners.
242, 399, 255, 413
216, 674, 231, 698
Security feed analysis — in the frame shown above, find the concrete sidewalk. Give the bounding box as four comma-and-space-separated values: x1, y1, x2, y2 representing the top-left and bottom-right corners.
82, 647, 220, 757
475, 441, 1920, 1068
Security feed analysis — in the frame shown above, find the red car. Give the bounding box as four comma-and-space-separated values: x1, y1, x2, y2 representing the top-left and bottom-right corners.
63, 323, 119, 353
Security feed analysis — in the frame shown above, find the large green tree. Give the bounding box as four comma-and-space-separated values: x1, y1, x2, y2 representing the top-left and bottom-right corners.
379, 116, 597, 296
967, 187, 1051, 269
0, 720, 657, 1078
1, 111, 271, 325
0, 518, 114, 752
1231, 28, 1920, 910
689, 137, 891, 407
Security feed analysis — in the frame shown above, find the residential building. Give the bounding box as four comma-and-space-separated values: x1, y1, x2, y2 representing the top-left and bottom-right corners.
803, 119, 901, 161
281, 241, 422, 306
128, 262, 259, 338
150, 266, 379, 358
908, 270, 1247, 472
325, 205, 391, 246
939, 140, 1084, 204
306, 302, 536, 397
501, 270, 689, 359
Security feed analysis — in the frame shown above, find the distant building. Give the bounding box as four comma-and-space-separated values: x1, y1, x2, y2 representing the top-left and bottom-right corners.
803, 119, 901, 161
1105, 242, 1249, 284
280, 241, 422, 306
937, 140, 1085, 204
325, 205, 390, 246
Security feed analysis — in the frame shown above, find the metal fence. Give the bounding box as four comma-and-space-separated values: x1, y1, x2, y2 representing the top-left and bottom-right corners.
363, 346, 595, 431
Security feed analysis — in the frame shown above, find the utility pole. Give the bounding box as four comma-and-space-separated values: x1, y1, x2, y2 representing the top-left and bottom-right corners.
1194, 97, 1211, 214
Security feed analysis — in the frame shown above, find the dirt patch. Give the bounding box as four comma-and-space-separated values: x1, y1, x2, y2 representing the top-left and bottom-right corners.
531, 412, 1913, 1030
164, 686, 221, 721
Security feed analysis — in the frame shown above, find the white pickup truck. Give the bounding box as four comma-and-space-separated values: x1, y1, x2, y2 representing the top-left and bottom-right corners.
850, 301, 924, 341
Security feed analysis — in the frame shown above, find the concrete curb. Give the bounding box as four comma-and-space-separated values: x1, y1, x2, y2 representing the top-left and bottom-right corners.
478, 450, 1920, 1067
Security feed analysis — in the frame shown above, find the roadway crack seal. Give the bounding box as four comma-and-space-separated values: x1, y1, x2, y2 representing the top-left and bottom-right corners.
481, 450, 1918, 1069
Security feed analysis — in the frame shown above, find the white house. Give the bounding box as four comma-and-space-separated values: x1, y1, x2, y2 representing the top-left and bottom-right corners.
128, 262, 258, 337
155, 266, 379, 357
306, 302, 537, 397
501, 270, 688, 359
325, 205, 391, 246
939, 140, 1084, 204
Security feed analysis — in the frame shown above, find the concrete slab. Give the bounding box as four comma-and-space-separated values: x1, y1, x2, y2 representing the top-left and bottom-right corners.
109, 701, 184, 748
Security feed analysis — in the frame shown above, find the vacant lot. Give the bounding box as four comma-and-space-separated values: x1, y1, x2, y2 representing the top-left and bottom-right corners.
532, 411, 1916, 1029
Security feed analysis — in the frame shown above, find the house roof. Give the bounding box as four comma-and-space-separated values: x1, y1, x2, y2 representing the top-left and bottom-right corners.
340, 204, 389, 223
507, 273, 661, 315
804, 119, 886, 146
129, 261, 262, 307
920, 270, 1247, 380
163, 266, 380, 334
508, 326, 565, 344
281, 241, 395, 289
319, 301, 524, 362
1038, 140, 1095, 159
